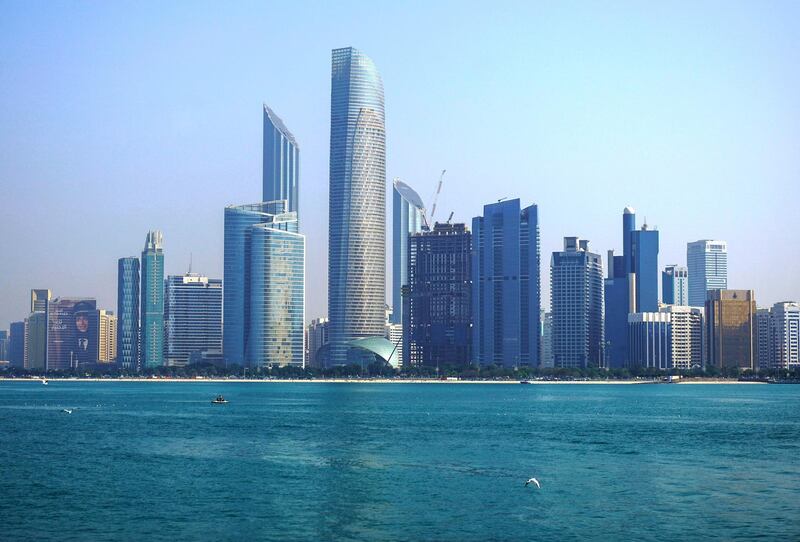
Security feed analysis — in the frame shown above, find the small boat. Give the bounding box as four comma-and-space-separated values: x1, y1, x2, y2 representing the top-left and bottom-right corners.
519, 380, 532, 385
62, 409, 72, 414
42, 378, 48, 385
211, 395, 228, 404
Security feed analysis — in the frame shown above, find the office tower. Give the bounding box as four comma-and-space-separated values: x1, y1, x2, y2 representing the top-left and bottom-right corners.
688, 240, 728, 306
472, 200, 540, 367
141, 231, 165, 368
165, 273, 223, 367
705, 290, 756, 370
755, 308, 773, 370
224, 201, 305, 367
551, 237, 604, 368
31, 289, 51, 313
406, 223, 471, 368
117, 257, 140, 370
97, 310, 117, 363
306, 318, 329, 368
627, 312, 672, 369
631, 223, 659, 312
604, 208, 636, 368
663, 265, 689, 306
46, 298, 98, 370
0, 330, 7, 361
328, 47, 386, 366
541, 311, 553, 368
663, 305, 704, 370
263, 104, 299, 219
385, 323, 403, 368
24, 313, 47, 369
391, 179, 426, 327
771, 302, 799, 369
9, 321, 25, 368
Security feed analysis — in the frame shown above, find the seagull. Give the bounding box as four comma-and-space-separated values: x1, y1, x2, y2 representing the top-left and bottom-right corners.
62, 409, 73, 414
525, 477, 541, 488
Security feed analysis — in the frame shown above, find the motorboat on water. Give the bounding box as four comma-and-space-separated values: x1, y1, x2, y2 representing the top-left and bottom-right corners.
41, 378, 48, 385
211, 395, 228, 404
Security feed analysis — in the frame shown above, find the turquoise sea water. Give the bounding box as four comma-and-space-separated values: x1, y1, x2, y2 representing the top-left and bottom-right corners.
1, 381, 798, 541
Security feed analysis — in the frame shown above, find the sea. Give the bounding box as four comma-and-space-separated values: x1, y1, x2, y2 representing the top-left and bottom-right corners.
1, 381, 798, 541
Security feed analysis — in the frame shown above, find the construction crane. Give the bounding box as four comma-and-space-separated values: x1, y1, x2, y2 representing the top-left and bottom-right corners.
427, 169, 446, 227
446, 211, 454, 224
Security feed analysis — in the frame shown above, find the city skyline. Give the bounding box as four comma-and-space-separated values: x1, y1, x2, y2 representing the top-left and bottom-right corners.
2, 2, 799, 329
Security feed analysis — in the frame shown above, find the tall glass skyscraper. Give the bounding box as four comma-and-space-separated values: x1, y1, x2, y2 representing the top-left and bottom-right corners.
688, 240, 728, 307
224, 201, 305, 367
662, 264, 689, 306
140, 230, 164, 368
471, 199, 541, 366
328, 47, 386, 366
605, 208, 636, 368
263, 104, 299, 220
117, 257, 140, 371
551, 237, 604, 368
165, 273, 223, 367
391, 178, 425, 325
631, 223, 659, 312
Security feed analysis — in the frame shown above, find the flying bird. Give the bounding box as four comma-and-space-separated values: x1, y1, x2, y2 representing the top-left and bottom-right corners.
525, 477, 541, 489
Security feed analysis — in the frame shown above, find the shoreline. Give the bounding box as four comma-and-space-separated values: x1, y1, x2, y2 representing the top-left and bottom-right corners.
0, 377, 767, 385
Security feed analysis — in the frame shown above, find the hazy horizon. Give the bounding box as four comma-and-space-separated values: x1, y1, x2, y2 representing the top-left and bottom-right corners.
2, 1, 798, 329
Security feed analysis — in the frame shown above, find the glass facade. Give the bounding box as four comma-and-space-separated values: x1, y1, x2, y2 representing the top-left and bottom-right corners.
406, 223, 471, 368
471, 199, 541, 366
165, 274, 223, 367
705, 289, 755, 369
391, 179, 425, 326
263, 104, 299, 221
117, 257, 140, 370
140, 231, 164, 368
605, 208, 636, 368
663, 265, 689, 306
631, 225, 659, 312
328, 47, 386, 366
9, 321, 25, 368
627, 312, 672, 369
688, 240, 727, 307
771, 302, 800, 369
551, 237, 604, 368
24, 312, 47, 370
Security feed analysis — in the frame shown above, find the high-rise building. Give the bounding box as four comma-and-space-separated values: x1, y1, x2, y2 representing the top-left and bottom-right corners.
406, 222, 472, 368
688, 240, 727, 307
663, 265, 689, 306
391, 179, 426, 327
117, 257, 140, 371
224, 201, 305, 367
164, 274, 223, 367
140, 231, 164, 368
97, 310, 117, 363
705, 289, 755, 370
262, 104, 299, 220
540, 311, 553, 368
46, 298, 98, 370
771, 302, 799, 370
472, 200, 540, 367
755, 308, 773, 370
604, 208, 636, 368
9, 321, 25, 368
306, 318, 329, 368
385, 323, 403, 368
328, 47, 386, 366
664, 305, 704, 370
627, 305, 703, 370
31, 289, 51, 313
24, 312, 47, 370
631, 223, 659, 312
551, 237, 604, 368
0, 330, 7, 362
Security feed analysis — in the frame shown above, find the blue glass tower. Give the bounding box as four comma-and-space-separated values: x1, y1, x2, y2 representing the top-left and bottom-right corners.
391, 178, 425, 325
263, 104, 299, 221
140, 231, 164, 368
631, 223, 660, 312
328, 47, 386, 366
605, 207, 636, 368
117, 257, 140, 371
471, 199, 540, 366
9, 321, 25, 368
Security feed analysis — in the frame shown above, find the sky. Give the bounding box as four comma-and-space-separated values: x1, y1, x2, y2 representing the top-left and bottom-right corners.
1, 0, 798, 329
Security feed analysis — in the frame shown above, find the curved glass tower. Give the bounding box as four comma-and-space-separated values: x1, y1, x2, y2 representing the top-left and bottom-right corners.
141, 231, 164, 368
117, 257, 140, 371
263, 104, 299, 220
328, 47, 386, 366
391, 179, 425, 325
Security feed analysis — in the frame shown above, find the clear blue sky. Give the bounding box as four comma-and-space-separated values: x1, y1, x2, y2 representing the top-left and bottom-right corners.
1, 0, 798, 329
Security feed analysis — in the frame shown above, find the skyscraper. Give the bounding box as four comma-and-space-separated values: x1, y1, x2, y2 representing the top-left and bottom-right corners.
31, 289, 51, 313
97, 309, 117, 363
262, 104, 299, 219
705, 289, 755, 370
771, 302, 799, 370
306, 317, 329, 368
627, 305, 703, 370
663, 265, 689, 306
165, 273, 223, 367
391, 179, 425, 326
24, 288, 49, 370
406, 222, 472, 368
328, 47, 386, 366
688, 240, 727, 307
472, 200, 541, 367
755, 307, 773, 369
117, 257, 140, 370
46, 298, 98, 370
551, 237, 604, 368
141, 230, 164, 368
631, 223, 659, 312
224, 201, 305, 367
9, 321, 25, 368
604, 208, 636, 368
